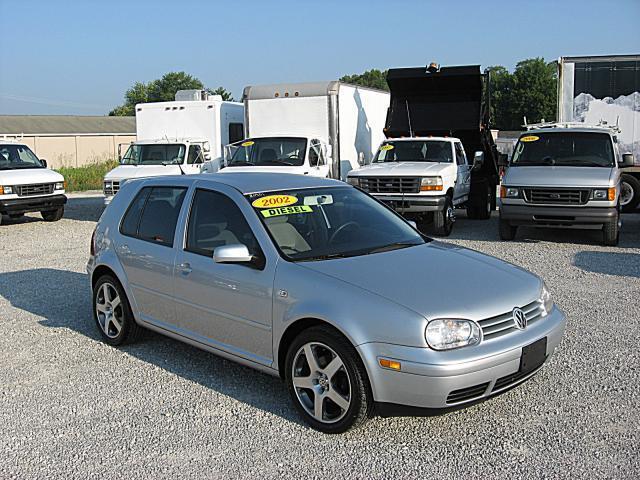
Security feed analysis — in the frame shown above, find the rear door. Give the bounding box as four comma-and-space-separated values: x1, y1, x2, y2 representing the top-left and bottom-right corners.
454, 142, 471, 201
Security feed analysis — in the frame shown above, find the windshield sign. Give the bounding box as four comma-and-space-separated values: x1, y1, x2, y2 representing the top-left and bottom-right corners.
229, 137, 307, 167
247, 187, 426, 261
121, 144, 186, 166
512, 132, 614, 167
0, 144, 44, 170
373, 140, 453, 163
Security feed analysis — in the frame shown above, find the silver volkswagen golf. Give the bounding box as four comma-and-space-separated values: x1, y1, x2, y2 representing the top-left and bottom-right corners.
87, 173, 566, 433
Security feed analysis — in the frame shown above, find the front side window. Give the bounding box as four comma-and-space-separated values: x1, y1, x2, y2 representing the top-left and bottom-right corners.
121, 144, 186, 166
309, 140, 325, 167
186, 189, 260, 258
455, 143, 467, 165
373, 140, 454, 163
228, 137, 307, 167
247, 187, 426, 261
120, 186, 187, 247
0, 144, 44, 170
512, 132, 615, 167
187, 145, 204, 164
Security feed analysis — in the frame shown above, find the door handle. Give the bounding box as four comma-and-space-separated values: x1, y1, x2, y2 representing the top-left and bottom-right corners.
178, 262, 192, 275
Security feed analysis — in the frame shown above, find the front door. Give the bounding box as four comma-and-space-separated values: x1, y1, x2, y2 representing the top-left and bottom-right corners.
173, 186, 275, 366
183, 144, 205, 175
308, 139, 330, 177
454, 142, 471, 202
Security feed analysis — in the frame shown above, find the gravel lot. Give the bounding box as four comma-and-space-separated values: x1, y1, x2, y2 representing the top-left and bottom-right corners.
1, 194, 639, 479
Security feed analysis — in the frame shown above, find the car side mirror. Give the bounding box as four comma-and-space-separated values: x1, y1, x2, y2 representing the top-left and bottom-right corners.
213, 244, 254, 264
620, 153, 634, 168
358, 151, 366, 166
40, 159, 48, 168
497, 153, 509, 167
472, 151, 484, 171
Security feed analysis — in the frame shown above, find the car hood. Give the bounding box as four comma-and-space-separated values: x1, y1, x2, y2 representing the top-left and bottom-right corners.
504, 166, 615, 187
298, 241, 541, 321
349, 162, 452, 177
220, 165, 309, 175
0, 168, 63, 185
104, 165, 185, 180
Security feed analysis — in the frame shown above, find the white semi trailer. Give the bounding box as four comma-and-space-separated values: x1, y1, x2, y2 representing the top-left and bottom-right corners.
222, 81, 390, 180
558, 55, 640, 211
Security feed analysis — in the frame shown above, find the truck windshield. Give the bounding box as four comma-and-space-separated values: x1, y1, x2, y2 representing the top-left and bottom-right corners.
228, 137, 307, 167
247, 186, 426, 261
512, 132, 614, 167
0, 144, 44, 170
121, 144, 186, 166
373, 141, 453, 163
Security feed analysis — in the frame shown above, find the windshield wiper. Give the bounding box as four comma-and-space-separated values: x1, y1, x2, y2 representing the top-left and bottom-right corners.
366, 242, 421, 254
296, 252, 354, 262
229, 160, 255, 166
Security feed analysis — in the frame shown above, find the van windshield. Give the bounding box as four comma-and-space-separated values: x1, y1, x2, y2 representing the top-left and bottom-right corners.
0, 144, 44, 170
373, 140, 453, 163
512, 132, 614, 167
121, 144, 186, 165
228, 137, 307, 167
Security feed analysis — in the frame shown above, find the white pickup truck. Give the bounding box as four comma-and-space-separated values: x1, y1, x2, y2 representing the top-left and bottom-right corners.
0, 141, 66, 225
348, 137, 484, 235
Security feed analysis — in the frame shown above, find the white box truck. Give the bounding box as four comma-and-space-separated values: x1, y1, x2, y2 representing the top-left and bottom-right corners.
103, 91, 244, 204
558, 55, 640, 211
221, 81, 390, 180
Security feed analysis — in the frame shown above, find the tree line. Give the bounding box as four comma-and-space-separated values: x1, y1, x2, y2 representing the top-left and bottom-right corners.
109, 58, 557, 130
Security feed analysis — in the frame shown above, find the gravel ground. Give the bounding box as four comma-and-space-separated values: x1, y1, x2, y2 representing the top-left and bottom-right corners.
1, 195, 639, 479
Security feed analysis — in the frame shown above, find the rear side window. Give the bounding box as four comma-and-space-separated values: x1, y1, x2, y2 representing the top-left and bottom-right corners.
120, 186, 187, 247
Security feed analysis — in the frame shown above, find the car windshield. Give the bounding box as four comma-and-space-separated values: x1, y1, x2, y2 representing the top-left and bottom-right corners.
121, 144, 186, 165
228, 137, 307, 167
373, 140, 453, 163
247, 186, 427, 261
0, 144, 44, 170
511, 132, 614, 167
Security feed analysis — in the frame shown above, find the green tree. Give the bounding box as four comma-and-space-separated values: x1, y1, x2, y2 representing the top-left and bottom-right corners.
340, 69, 389, 91
208, 86, 234, 101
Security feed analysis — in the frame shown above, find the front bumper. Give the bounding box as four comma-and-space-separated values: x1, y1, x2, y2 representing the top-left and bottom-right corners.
499, 201, 617, 226
372, 194, 447, 213
0, 194, 67, 215
358, 306, 566, 413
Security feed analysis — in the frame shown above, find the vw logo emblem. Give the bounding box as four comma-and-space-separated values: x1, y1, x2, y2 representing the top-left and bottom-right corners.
513, 307, 527, 330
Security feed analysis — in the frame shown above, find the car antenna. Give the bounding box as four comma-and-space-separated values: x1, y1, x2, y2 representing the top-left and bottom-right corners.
405, 100, 414, 137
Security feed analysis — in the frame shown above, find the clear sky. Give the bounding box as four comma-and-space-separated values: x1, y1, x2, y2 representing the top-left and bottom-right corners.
1, 0, 639, 115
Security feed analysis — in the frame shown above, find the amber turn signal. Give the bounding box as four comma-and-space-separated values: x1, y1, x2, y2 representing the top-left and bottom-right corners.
379, 358, 401, 371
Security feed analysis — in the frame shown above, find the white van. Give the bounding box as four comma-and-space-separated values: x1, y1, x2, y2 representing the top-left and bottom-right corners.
0, 141, 66, 225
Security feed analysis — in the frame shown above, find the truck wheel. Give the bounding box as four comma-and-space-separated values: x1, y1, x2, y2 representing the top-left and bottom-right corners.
415, 213, 433, 233
499, 216, 517, 240
467, 184, 491, 220
41, 207, 64, 222
602, 214, 620, 246
620, 174, 640, 213
433, 196, 454, 236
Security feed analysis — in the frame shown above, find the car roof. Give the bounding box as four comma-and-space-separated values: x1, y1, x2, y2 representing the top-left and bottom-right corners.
384, 137, 456, 142
523, 127, 613, 135
142, 172, 347, 195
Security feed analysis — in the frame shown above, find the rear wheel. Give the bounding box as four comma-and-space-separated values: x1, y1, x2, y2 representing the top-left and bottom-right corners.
620, 174, 640, 213
603, 213, 620, 246
41, 207, 64, 222
499, 216, 517, 240
433, 196, 454, 236
467, 183, 492, 219
92, 275, 142, 346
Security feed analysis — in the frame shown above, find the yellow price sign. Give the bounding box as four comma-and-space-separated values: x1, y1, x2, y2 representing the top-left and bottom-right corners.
261, 205, 312, 218
241, 140, 255, 147
252, 194, 298, 209
520, 135, 540, 142
380, 144, 394, 151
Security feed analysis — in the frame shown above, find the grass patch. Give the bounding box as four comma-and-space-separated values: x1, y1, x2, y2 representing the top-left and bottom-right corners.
56, 160, 119, 192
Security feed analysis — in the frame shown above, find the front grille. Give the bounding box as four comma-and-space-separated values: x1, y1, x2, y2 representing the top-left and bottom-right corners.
446, 382, 490, 404
103, 181, 120, 196
492, 360, 546, 392
357, 177, 420, 194
523, 188, 589, 205
478, 300, 545, 340
16, 183, 54, 196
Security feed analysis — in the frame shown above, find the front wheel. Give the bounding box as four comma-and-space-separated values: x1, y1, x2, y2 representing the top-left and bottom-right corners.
285, 326, 372, 433
41, 207, 64, 222
433, 196, 454, 236
602, 214, 620, 246
499, 217, 517, 240
620, 174, 640, 213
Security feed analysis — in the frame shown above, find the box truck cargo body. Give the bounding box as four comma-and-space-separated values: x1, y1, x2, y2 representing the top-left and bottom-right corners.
558, 55, 640, 211
222, 82, 389, 180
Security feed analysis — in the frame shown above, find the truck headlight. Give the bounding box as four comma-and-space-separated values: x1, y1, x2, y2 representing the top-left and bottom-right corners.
420, 176, 443, 191
591, 188, 615, 201
54, 182, 65, 191
500, 186, 519, 198
540, 282, 554, 316
425, 319, 481, 350
0, 186, 13, 195
347, 177, 359, 186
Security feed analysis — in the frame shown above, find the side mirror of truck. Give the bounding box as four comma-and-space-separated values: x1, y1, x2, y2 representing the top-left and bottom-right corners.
203, 142, 211, 153
358, 152, 366, 166
619, 153, 634, 168
472, 151, 484, 171
40, 159, 48, 168
497, 153, 509, 167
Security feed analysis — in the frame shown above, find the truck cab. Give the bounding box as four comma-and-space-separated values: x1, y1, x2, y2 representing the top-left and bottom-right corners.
498, 124, 632, 246
348, 137, 483, 235
221, 136, 330, 177
0, 141, 66, 224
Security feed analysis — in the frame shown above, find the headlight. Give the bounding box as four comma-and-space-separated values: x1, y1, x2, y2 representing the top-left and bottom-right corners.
54, 182, 65, 190
0, 186, 13, 195
420, 176, 443, 191
540, 282, 554, 316
590, 188, 615, 201
347, 177, 359, 186
425, 319, 481, 350
500, 186, 519, 198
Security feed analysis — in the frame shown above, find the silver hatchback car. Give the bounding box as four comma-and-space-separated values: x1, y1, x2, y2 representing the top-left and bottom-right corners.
87, 173, 566, 433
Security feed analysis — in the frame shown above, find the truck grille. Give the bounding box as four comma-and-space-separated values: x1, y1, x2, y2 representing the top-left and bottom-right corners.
16, 183, 54, 196
523, 188, 589, 205
357, 177, 420, 194
478, 300, 545, 340
103, 181, 120, 196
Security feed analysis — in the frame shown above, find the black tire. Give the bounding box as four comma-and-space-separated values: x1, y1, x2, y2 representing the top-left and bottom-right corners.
603, 214, 619, 246
433, 196, 454, 236
499, 216, 517, 240
285, 325, 373, 434
9, 213, 24, 219
467, 183, 491, 220
620, 174, 640, 213
41, 207, 64, 222
92, 274, 143, 346
415, 212, 433, 234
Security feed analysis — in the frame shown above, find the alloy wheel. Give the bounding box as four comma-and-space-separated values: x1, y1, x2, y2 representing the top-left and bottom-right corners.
95, 282, 123, 339
620, 181, 633, 206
